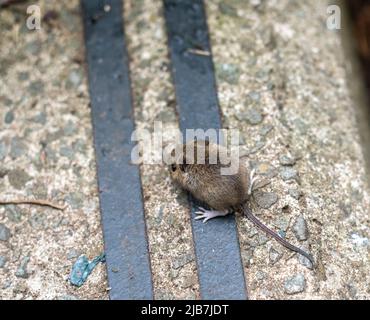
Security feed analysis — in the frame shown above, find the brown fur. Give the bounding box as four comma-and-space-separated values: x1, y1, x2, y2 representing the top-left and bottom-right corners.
170, 140, 249, 211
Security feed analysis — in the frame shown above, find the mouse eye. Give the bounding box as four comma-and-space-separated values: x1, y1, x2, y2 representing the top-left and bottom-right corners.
171, 164, 177, 172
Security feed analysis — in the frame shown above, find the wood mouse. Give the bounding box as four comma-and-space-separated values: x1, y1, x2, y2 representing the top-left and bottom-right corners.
170, 139, 315, 268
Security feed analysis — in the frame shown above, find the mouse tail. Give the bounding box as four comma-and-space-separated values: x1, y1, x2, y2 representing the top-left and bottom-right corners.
241, 204, 315, 268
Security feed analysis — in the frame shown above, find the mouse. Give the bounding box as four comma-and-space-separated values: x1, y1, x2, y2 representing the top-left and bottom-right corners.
169, 139, 315, 268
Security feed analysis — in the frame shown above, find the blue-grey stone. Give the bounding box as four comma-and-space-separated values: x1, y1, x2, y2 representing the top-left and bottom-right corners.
18, 72, 29, 81
4, 110, 14, 124
60, 146, 74, 159
284, 274, 306, 294
293, 215, 309, 241
259, 124, 273, 136
0, 256, 7, 268
10, 137, 27, 159
15, 256, 30, 278
63, 120, 77, 136
7, 169, 32, 189
289, 188, 303, 200
279, 154, 296, 166
67, 69, 83, 88
31, 112, 47, 124
5, 204, 23, 222
28, 81, 44, 96
236, 108, 263, 125
269, 248, 282, 265
25, 40, 42, 55
248, 91, 261, 102
280, 167, 298, 181
0, 224, 11, 241
216, 63, 240, 84
65, 192, 84, 209
254, 191, 278, 209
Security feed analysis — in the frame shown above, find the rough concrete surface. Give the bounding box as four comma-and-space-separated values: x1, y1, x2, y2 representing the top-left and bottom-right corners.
206, 0, 370, 299
0, 1, 108, 299
1, 0, 369, 300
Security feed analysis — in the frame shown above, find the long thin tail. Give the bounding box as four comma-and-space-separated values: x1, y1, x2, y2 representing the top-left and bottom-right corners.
242, 204, 315, 268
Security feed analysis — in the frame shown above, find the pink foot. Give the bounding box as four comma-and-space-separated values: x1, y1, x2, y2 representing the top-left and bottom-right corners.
195, 207, 229, 223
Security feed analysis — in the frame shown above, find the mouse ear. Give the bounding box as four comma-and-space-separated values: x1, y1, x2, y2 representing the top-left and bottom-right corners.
179, 164, 188, 172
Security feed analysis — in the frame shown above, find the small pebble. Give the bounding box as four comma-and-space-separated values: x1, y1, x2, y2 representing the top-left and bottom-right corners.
298, 250, 313, 269
248, 91, 261, 102
350, 233, 369, 247
2, 280, 12, 289
10, 137, 27, 159
67, 70, 83, 88
279, 154, 296, 166
7, 168, 32, 189
4, 110, 14, 124
31, 112, 47, 124
284, 274, 306, 294
256, 162, 277, 178
269, 248, 282, 265
16, 256, 30, 278
216, 63, 240, 84
259, 124, 273, 136
28, 80, 44, 96
0, 224, 11, 241
5, 205, 23, 222
18, 72, 29, 81
0, 256, 7, 268
289, 188, 302, 200
236, 108, 263, 125
293, 215, 309, 241
254, 191, 278, 209
273, 216, 290, 232
256, 271, 266, 281
280, 167, 298, 181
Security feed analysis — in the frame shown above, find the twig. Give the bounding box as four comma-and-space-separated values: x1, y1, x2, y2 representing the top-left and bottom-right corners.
0, 199, 67, 210
187, 48, 211, 56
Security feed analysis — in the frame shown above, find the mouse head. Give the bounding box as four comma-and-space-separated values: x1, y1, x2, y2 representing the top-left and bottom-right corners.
169, 162, 189, 188
169, 139, 216, 188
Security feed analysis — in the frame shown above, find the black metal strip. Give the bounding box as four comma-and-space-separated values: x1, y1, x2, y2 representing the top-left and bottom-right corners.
163, 0, 247, 299
81, 0, 153, 299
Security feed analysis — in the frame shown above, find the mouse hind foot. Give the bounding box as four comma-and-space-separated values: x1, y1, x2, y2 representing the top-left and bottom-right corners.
194, 207, 230, 223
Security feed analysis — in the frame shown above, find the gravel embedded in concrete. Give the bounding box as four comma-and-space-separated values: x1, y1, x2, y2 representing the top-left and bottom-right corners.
284, 274, 306, 295
207, 0, 370, 299
293, 215, 309, 241
0, 0, 107, 299
280, 167, 298, 181
254, 191, 278, 209
0, 224, 11, 242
